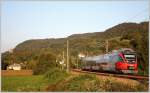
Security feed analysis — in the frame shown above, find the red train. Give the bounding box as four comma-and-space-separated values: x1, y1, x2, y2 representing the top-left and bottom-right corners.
81, 48, 138, 74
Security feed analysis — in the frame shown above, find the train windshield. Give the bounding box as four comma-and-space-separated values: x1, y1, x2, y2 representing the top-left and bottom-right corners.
124, 54, 136, 62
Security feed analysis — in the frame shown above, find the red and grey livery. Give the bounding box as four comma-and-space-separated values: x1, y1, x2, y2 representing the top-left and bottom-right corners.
81, 48, 138, 74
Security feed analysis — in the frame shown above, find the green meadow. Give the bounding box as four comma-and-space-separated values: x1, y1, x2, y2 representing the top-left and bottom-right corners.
1, 75, 49, 92
2, 72, 148, 92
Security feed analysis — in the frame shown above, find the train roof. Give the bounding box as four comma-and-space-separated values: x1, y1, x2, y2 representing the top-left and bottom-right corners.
82, 53, 118, 63
82, 48, 135, 63
119, 48, 134, 52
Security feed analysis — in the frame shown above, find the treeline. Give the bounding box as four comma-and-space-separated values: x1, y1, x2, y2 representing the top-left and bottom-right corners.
1, 21, 149, 75
121, 22, 149, 75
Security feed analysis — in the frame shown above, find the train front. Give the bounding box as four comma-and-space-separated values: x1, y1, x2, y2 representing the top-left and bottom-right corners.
115, 48, 138, 74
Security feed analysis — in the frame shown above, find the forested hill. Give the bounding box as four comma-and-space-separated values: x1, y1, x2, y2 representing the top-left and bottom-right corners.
14, 22, 148, 54
2, 21, 149, 75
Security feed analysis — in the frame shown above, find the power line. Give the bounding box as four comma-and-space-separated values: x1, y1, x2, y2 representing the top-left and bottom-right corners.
66, 39, 69, 73
106, 40, 109, 53
124, 8, 149, 22
120, 8, 149, 38
97, 8, 148, 53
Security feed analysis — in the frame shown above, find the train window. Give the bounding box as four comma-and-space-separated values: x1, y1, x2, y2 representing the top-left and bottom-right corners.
124, 54, 136, 60
124, 55, 135, 58
124, 50, 131, 53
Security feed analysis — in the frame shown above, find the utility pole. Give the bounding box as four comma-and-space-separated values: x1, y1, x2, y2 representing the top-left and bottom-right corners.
77, 57, 78, 69
66, 40, 69, 73
62, 51, 65, 70
106, 40, 108, 53
63, 51, 65, 62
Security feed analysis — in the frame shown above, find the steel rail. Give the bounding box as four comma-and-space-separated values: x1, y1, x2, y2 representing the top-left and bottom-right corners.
72, 69, 149, 81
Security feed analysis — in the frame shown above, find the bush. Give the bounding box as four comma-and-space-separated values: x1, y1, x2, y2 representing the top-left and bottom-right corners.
44, 68, 69, 84
33, 52, 58, 75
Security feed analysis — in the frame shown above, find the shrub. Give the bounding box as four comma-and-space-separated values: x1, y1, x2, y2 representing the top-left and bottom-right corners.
44, 68, 69, 84
33, 52, 58, 75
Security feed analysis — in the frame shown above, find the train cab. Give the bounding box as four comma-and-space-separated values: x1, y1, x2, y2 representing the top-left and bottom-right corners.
115, 48, 138, 74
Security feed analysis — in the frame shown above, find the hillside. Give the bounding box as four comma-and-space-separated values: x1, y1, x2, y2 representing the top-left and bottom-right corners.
2, 21, 149, 75
14, 22, 146, 53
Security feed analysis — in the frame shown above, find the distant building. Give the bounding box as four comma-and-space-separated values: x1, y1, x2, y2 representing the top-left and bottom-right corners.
7, 63, 21, 70
78, 53, 85, 58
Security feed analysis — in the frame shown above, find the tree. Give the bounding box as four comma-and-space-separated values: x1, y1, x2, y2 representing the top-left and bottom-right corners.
33, 52, 58, 75
129, 22, 149, 75
1, 51, 16, 70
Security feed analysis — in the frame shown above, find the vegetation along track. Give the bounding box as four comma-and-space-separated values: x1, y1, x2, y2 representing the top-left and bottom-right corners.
72, 69, 149, 82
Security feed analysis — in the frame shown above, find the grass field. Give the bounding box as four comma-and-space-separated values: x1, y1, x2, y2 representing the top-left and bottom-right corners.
1, 69, 149, 92
1, 75, 49, 92
1, 68, 69, 92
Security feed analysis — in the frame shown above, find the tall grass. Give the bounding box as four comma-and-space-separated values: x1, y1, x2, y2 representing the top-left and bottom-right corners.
54, 74, 148, 92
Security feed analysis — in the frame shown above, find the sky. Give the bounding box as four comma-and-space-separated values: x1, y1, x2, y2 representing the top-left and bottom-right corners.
1, 0, 149, 52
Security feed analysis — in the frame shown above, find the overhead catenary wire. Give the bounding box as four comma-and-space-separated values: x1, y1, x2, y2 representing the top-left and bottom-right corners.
124, 8, 149, 23
97, 8, 148, 53
121, 8, 149, 37
66, 39, 69, 73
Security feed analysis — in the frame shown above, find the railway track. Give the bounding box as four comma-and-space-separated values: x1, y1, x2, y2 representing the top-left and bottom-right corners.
72, 69, 149, 81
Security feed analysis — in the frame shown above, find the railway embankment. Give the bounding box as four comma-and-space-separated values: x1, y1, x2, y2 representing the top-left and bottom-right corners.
45, 69, 149, 92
